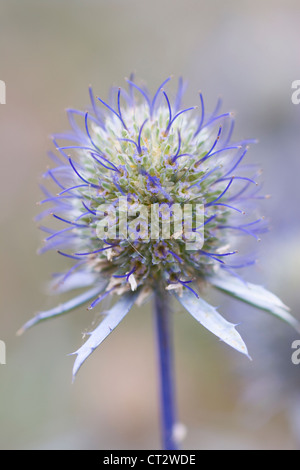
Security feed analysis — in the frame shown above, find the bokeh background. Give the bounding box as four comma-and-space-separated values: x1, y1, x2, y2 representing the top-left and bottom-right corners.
1, 0, 300, 450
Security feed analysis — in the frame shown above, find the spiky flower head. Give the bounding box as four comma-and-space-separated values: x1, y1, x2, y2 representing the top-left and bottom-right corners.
20, 76, 298, 377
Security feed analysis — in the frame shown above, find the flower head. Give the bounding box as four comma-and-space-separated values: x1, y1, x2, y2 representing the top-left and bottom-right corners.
20, 76, 299, 378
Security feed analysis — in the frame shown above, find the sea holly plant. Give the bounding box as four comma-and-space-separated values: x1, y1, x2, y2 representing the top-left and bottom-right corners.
19, 76, 300, 450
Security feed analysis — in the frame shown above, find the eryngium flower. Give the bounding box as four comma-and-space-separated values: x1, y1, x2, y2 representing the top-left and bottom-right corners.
20, 77, 299, 377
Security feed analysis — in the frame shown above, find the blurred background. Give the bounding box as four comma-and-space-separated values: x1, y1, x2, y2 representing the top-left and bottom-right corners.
1, 0, 300, 450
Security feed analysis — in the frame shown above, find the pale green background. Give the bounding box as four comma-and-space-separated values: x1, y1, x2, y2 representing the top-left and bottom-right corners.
1, 0, 300, 449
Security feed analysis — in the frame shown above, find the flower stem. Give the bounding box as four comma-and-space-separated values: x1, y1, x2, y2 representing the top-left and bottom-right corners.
154, 289, 178, 450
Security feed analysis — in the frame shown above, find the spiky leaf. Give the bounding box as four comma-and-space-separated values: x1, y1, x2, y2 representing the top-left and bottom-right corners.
210, 272, 300, 332
18, 284, 106, 335
174, 290, 250, 357
48, 272, 98, 294
71, 292, 137, 379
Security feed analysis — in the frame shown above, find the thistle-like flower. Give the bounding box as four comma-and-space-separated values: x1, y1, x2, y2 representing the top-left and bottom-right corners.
20, 76, 299, 449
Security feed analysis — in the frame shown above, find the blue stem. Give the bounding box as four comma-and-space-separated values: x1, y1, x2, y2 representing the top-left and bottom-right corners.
154, 290, 178, 450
